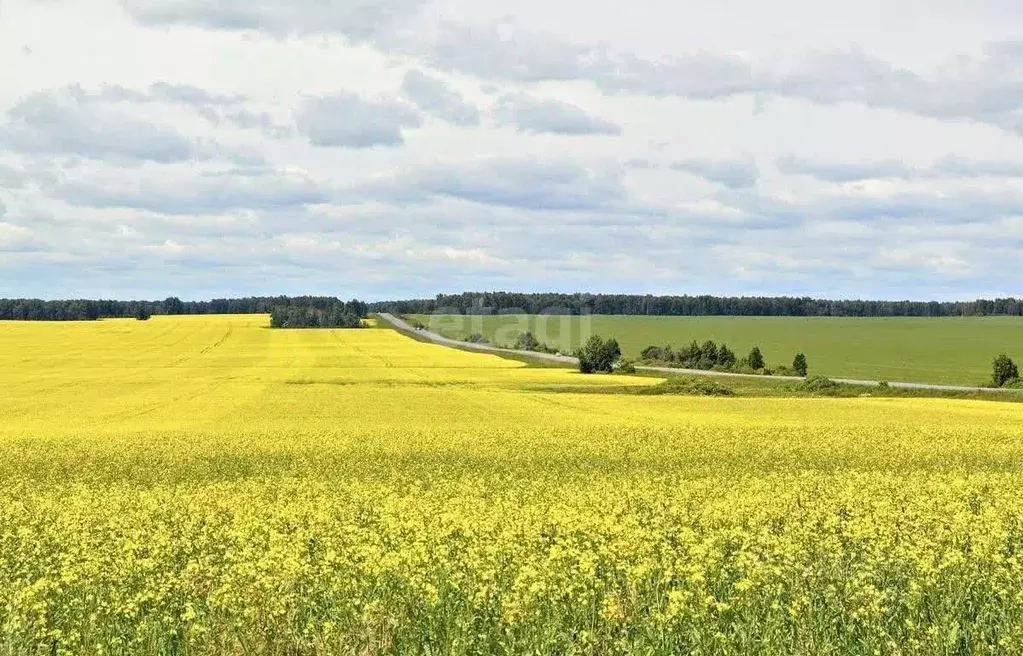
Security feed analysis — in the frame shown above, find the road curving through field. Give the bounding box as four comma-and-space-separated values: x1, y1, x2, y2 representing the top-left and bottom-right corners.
377, 312, 1016, 394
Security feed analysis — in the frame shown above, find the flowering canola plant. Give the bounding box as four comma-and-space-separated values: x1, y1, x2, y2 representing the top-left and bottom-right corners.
2, 315, 1023, 654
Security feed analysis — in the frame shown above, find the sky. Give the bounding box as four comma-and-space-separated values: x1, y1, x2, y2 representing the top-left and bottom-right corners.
1, 0, 1022, 301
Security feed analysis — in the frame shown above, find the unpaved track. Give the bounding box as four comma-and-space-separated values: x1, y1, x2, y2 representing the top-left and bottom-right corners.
376, 313, 1015, 394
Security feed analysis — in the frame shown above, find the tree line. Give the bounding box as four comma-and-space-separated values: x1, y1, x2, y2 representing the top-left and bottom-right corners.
639, 341, 807, 376
0, 297, 368, 323
373, 292, 1023, 317
269, 306, 365, 329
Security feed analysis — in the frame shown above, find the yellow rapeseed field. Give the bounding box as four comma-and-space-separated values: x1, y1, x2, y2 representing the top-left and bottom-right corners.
3, 315, 1023, 654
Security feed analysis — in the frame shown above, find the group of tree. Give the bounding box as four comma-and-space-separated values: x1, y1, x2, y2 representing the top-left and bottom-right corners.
577, 336, 622, 374
992, 354, 1021, 388
0, 296, 368, 322
639, 341, 809, 377
372, 292, 1023, 318
269, 299, 367, 329
511, 331, 559, 354
641, 341, 738, 370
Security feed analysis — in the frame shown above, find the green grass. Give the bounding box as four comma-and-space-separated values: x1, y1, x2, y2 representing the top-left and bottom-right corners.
407, 314, 1023, 385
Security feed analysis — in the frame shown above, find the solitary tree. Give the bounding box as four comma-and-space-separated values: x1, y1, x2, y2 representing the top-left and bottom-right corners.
793, 353, 808, 377
747, 346, 765, 370
992, 354, 1019, 387
578, 335, 621, 374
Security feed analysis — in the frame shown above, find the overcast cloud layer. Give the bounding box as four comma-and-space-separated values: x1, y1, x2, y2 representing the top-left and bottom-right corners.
2, 0, 1022, 300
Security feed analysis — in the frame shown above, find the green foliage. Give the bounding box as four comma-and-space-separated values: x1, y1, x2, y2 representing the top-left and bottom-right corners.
747, 346, 765, 371
578, 335, 622, 374
511, 331, 558, 354
658, 376, 736, 396
270, 303, 364, 329
411, 314, 1023, 386
992, 354, 1020, 387
717, 344, 737, 369
793, 353, 808, 377
639, 340, 739, 372
614, 360, 637, 374
513, 331, 541, 351
795, 375, 840, 393
878, 381, 890, 389
465, 333, 489, 344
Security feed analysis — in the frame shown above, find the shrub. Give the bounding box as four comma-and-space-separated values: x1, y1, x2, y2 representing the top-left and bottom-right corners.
614, 360, 637, 374
1003, 378, 1023, 389
877, 380, 890, 389
772, 365, 795, 377
660, 377, 735, 396
992, 354, 1020, 387
640, 345, 671, 361
796, 375, 839, 393
465, 333, 489, 344
513, 332, 541, 351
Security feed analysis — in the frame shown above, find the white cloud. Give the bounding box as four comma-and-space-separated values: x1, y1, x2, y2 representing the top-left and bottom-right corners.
294, 91, 423, 148
1, 0, 1023, 298
120, 0, 427, 42
492, 92, 620, 135
401, 69, 480, 126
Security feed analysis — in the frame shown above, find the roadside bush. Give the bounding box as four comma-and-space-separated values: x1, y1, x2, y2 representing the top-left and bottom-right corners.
465, 333, 489, 344
513, 331, 541, 351
877, 380, 890, 389
1003, 378, 1023, 389
796, 375, 839, 393
659, 377, 735, 396
772, 365, 795, 377
992, 354, 1020, 387
614, 360, 637, 374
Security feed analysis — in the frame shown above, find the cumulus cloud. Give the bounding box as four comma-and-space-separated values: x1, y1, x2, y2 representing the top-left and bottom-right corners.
777, 155, 1023, 182
931, 155, 1023, 179
412, 22, 1023, 136
349, 157, 628, 211
295, 92, 422, 148
491, 93, 621, 135
93, 83, 293, 138
400, 69, 480, 126
121, 0, 426, 42
0, 87, 199, 163
776, 156, 914, 182
51, 166, 332, 214
0, 163, 30, 189
99, 82, 246, 107
6, 2, 1023, 298
671, 158, 759, 189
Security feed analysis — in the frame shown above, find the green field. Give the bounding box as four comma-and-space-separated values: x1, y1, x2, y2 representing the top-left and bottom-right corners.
409, 314, 1023, 385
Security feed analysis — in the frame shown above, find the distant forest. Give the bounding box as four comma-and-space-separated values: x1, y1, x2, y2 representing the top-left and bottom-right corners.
0, 297, 368, 324
6, 293, 1023, 322
372, 292, 1023, 317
